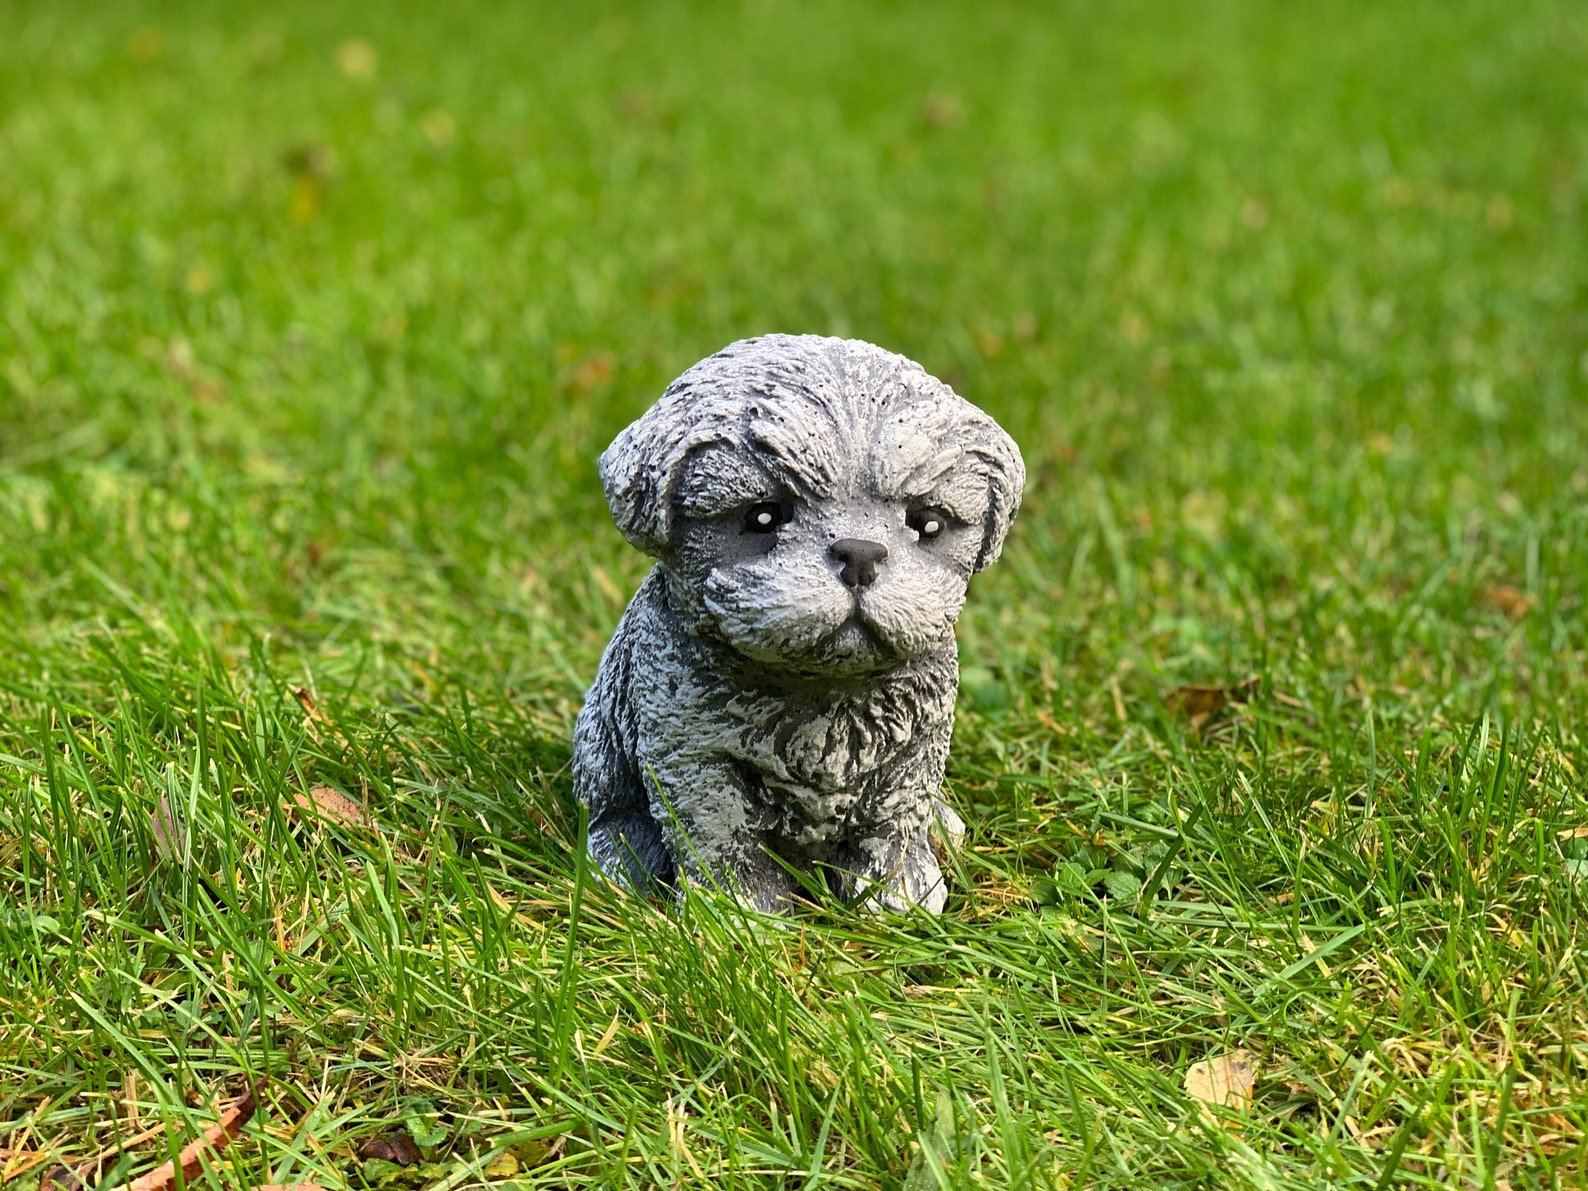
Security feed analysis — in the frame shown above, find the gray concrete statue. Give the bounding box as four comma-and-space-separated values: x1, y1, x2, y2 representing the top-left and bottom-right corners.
572, 334, 1024, 913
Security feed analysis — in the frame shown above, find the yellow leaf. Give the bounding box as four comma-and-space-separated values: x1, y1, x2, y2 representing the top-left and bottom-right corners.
1184, 1049, 1258, 1127
481, 1151, 519, 1181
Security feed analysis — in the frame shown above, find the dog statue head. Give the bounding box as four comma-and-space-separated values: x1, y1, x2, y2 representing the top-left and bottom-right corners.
600, 335, 1024, 678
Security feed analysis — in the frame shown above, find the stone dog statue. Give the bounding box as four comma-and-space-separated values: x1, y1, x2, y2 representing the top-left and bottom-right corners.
572, 334, 1024, 913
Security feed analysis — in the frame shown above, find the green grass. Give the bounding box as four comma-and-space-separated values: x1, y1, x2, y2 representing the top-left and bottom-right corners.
2, 0, 1587, 1186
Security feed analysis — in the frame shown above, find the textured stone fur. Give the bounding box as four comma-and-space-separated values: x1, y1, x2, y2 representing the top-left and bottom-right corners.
572, 334, 1024, 913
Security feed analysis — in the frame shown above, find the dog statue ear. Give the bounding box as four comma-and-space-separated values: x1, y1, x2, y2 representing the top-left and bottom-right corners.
969, 418, 1026, 573
599, 405, 675, 558
599, 383, 735, 558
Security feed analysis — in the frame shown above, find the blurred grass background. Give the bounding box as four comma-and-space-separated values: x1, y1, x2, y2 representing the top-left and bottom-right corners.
1, 1, 1586, 1187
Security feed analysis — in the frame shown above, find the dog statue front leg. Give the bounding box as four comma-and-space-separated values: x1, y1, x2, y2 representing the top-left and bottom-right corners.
828, 818, 955, 915
646, 759, 803, 914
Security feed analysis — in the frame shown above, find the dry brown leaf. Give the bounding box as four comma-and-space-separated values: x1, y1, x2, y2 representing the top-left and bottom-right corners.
1483, 584, 1532, 620
292, 687, 355, 751
357, 1133, 422, 1167
126, 1081, 263, 1191
1166, 677, 1260, 731
1184, 1049, 1258, 1127
293, 687, 328, 724
29, 1119, 173, 1191
1556, 826, 1588, 840
150, 796, 186, 864
37, 1166, 87, 1191
291, 786, 370, 830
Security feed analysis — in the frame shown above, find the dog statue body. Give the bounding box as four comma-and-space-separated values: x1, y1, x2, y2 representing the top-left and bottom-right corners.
573, 335, 1023, 913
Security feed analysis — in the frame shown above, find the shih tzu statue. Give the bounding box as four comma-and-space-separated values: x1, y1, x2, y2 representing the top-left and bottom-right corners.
572, 334, 1024, 914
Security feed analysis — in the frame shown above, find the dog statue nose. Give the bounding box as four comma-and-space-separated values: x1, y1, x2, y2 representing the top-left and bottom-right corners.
830, 538, 889, 588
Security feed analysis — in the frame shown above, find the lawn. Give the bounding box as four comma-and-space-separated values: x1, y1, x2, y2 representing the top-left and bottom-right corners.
2, 0, 1586, 1186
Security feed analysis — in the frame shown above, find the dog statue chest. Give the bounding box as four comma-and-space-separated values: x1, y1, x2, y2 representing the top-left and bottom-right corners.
632, 591, 955, 807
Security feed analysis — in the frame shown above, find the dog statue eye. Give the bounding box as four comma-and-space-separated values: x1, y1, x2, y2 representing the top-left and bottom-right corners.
908, 507, 948, 539
743, 502, 787, 533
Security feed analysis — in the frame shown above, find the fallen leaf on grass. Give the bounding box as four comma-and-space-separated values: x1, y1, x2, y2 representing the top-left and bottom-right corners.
358, 1134, 422, 1167
150, 796, 186, 864
292, 687, 353, 748
38, 1165, 89, 1191
291, 786, 371, 830
1184, 1049, 1258, 1127
1482, 584, 1531, 620
1166, 677, 1260, 732
293, 687, 330, 725
481, 1151, 518, 1181
19, 1117, 174, 1189
127, 1080, 263, 1191
1556, 826, 1588, 840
